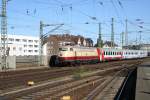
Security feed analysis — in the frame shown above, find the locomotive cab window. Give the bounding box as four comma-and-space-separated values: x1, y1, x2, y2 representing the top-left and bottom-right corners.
59, 48, 68, 51
70, 48, 73, 51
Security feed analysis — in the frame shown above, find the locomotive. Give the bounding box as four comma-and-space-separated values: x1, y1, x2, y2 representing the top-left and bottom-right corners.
49, 46, 148, 67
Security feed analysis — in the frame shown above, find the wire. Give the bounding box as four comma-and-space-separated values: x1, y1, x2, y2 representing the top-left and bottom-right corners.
116, 0, 127, 18
110, 0, 124, 26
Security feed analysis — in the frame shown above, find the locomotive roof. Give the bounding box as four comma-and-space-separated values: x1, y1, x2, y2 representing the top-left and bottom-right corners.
59, 45, 96, 49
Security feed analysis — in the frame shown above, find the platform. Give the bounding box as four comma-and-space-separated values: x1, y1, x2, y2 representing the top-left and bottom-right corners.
135, 61, 150, 100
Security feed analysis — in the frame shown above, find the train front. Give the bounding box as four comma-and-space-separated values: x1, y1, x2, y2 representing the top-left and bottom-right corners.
57, 46, 71, 66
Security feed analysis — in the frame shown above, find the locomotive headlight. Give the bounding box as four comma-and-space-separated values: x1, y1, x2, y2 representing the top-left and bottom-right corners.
60, 53, 62, 56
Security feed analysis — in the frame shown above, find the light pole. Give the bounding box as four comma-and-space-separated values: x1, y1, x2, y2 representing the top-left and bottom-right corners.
139, 31, 142, 49
39, 21, 64, 66
85, 22, 103, 48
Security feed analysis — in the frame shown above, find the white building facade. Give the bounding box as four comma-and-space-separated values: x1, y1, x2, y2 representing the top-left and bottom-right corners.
1, 35, 40, 56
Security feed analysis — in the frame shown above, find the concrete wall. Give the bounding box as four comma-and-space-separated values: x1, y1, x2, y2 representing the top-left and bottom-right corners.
16, 56, 49, 68
7, 56, 16, 69
40, 55, 50, 66
16, 56, 39, 68
0, 55, 50, 70
0, 56, 16, 70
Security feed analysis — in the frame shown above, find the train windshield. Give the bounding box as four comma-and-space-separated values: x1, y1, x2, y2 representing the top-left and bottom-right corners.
59, 48, 68, 51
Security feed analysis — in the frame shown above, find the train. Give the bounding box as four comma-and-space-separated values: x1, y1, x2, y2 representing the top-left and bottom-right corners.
49, 46, 148, 67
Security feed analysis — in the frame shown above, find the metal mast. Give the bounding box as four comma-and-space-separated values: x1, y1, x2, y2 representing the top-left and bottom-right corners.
125, 19, 128, 47
121, 32, 124, 49
111, 18, 114, 48
39, 21, 64, 66
1, 0, 8, 70
98, 23, 102, 48
39, 21, 43, 66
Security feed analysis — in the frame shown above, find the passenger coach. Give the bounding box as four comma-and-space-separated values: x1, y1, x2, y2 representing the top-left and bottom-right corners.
49, 46, 148, 67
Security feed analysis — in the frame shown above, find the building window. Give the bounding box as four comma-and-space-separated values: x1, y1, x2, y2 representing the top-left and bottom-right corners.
15, 39, 20, 42
23, 39, 27, 42
24, 45, 27, 47
9, 38, 14, 41
34, 50, 38, 52
34, 45, 38, 48
29, 45, 33, 48
28, 40, 33, 42
1, 38, 6, 41
34, 40, 38, 43
28, 50, 33, 52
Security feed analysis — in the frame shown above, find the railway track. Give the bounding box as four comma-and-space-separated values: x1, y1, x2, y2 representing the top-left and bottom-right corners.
0, 60, 142, 92
0, 64, 134, 100
82, 68, 128, 100
0, 59, 145, 100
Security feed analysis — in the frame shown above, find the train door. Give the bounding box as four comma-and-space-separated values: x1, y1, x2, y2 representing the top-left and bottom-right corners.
100, 49, 102, 62
97, 48, 101, 62
97, 48, 103, 62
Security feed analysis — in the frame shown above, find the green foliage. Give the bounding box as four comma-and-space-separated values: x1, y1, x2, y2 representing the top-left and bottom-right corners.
72, 67, 88, 80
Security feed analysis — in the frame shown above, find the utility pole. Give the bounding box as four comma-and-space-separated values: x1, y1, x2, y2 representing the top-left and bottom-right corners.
98, 23, 102, 48
125, 19, 128, 47
139, 31, 142, 50
39, 21, 64, 66
1, 0, 8, 70
111, 18, 114, 48
121, 32, 124, 49
39, 21, 43, 66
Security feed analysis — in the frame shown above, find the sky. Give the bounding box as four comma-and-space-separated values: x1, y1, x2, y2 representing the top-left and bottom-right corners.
2, 0, 150, 45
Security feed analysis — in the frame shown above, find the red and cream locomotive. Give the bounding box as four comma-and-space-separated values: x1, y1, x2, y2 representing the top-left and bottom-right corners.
49, 46, 148, 66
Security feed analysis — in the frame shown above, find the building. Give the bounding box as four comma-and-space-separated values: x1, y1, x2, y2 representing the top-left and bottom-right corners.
140, 44, 150, 51
140, 44, 150, 56
1, 35, 40, 56
102, 41, 120, 49
46, 34, 93, 56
